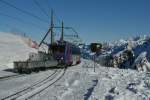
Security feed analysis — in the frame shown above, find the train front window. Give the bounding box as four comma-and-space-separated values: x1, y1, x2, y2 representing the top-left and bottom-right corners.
58, 45, 65, 53
51, 44, 65, 53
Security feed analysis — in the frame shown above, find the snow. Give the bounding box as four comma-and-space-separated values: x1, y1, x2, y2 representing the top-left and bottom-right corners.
17, 69, 65, 100
0, 32, 150, 100
80, 35, 150, 71
0, 58, 149, 100
0, 69, 55, 99
17, 59, 149, 100
0, 32, 37, 70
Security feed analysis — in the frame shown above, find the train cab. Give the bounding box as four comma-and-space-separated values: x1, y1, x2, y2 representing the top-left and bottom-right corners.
50, 41, 81, 66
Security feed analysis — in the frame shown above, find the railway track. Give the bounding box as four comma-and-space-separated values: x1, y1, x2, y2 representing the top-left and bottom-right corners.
0, 68, 57, 81
0, 74, 26, 81
1, 68, 66, 100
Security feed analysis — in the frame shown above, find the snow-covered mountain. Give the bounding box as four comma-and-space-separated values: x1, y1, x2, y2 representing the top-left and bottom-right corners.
0, 32, 37, 70
80, 35, 150, 71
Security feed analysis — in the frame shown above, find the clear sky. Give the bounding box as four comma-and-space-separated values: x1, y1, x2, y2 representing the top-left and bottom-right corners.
0, 0, 150, 43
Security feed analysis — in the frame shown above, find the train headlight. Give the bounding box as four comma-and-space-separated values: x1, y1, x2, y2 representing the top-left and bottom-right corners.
61, 57, 64, 60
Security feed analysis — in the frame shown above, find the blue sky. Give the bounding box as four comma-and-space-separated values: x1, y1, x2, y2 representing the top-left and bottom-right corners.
0, 0, 150, 43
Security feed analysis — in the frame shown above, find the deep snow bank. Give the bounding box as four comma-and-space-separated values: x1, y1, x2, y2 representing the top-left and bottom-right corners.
80, 35, 150, 71
0, 32, 37, 70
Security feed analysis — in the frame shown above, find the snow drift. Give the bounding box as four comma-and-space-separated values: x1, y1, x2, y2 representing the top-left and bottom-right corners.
0, 32, 37, 70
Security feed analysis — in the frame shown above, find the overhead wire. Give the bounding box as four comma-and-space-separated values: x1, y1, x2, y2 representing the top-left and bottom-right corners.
53, 11, 62, 24
45, 0, 62, 24
0, 0, 49, 23
45, 0, 52, 16
46, 6, 83, 43
0, 12, 47, 31
33, 0, 49, 18
44, 0, 72, 41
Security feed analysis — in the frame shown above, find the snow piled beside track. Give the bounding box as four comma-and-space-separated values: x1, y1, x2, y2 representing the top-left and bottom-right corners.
0, 58, 149, 100
26, 59, 150, 100
0, 32, 37, 70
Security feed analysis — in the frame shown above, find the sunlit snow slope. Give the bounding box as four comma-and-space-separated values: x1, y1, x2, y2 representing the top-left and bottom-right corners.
0, 32, 37, 70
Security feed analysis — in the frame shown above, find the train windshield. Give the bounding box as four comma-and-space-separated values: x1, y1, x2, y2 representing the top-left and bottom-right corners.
57, 45, 65, 53
51, 44, 65, 53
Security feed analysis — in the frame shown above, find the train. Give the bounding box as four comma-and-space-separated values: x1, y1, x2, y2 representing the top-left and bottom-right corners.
14, 40, 81, 74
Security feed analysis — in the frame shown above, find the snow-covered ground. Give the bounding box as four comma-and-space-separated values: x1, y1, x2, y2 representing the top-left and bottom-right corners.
1, 59, 149, 100
0, 32, 150, 100
37, 59, 150, 100
0, 69, 55, 99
